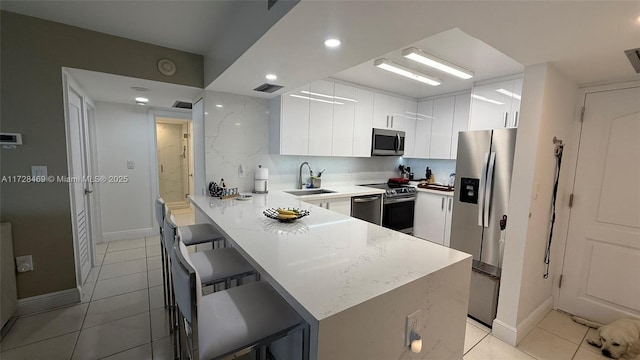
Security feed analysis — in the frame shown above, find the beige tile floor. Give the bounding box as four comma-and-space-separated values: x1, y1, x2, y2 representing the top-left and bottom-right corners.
0, 213, 620, 359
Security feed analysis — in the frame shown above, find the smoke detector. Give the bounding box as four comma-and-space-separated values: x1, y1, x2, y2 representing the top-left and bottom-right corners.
254, 83, 284, 93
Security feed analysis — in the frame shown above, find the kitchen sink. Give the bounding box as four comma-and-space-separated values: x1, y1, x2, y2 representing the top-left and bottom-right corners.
284, 189, 336, 196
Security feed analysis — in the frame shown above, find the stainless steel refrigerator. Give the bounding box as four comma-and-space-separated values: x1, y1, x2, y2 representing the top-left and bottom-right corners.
450, 128, 517, 327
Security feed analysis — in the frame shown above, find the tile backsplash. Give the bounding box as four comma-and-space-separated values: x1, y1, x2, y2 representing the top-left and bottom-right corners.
204, 91, 456, 192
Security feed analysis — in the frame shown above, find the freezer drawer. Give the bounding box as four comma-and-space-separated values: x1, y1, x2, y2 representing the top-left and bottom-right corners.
468, 268, 500, 327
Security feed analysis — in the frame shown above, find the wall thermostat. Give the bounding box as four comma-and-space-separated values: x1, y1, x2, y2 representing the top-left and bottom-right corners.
0, 132, 23, 147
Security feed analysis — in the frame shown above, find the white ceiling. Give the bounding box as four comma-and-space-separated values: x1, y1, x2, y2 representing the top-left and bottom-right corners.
4, 1, 639, 103
66, 68, 202, 108
332, 28, 524, 99
208, 1, 640, 99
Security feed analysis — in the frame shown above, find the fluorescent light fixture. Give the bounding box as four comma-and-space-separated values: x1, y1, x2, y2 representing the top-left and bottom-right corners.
135, 97, 149, 103
402, 47, 474, 79
471, 94, 504, 105
300, 90, 357, 103
215, 104, 223, 108
374, 59, 441, 86
265, 74, 278, 81
290, 94, 344, 105
324, 38, 341, 48
496, 88, 521, 100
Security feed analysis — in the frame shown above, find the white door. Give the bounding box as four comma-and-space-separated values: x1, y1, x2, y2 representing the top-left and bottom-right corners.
558, 86, 640, 323
66, 84, 92, 286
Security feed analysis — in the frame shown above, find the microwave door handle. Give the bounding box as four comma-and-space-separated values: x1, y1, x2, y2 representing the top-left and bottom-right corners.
478, 152, 489, 227
395, 133, 400, 152
484, 152, 496, 227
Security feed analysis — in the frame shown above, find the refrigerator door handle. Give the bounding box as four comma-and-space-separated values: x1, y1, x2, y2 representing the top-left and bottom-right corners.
484, 152, 497, 227
478, 152, 490, 227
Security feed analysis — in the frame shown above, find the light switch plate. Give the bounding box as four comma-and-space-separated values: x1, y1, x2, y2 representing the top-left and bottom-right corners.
31, 165, 47, 178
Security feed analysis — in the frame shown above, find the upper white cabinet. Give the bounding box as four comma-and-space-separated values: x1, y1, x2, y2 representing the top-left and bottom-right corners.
400, 100, 417, 158
278, 84, 310, 155
352, 88, 374, 157
450, 93, 471, 159
270, 80, 376, 157
308, 80, 334, 156
373, 93, 405, 129
411, 92, 470, 160
469, 76, 523, 130
332, 83, 356, 156
413, 100, 433, 158
430, 96, 455, 159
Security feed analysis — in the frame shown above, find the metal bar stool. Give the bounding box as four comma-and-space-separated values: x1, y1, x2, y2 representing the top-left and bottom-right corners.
170, 238, 306, 360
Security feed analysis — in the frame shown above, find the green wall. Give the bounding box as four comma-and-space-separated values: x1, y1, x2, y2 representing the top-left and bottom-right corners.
0, 11, 203, 298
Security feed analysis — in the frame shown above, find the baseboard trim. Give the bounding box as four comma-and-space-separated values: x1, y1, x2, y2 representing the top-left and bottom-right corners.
103, 227, 155, 242
16, 287, 81, 316
492, 296, 553, 346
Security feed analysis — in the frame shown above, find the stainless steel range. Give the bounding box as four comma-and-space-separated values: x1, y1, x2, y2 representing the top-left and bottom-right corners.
360, 183, 416, 234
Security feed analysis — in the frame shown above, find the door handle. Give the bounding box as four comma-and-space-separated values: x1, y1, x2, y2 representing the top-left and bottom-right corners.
394, 134, 400, 152
478, 152, 489, 227
484, 152, 496, 227
85, 189, 93, 195
353, 196, 380, 203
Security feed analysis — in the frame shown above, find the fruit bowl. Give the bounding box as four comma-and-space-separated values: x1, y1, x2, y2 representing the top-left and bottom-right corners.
263, 208, 310, 222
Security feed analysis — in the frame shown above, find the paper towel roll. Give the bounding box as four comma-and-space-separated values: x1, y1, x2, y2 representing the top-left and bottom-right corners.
254, 180, 267, 193
255, 165, 269, 180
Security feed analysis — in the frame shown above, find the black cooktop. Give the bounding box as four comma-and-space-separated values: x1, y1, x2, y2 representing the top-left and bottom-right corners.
359, 183, 416, 197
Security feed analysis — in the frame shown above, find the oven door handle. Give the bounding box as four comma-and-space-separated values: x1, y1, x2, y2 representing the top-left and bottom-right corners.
384, 196, 416, 204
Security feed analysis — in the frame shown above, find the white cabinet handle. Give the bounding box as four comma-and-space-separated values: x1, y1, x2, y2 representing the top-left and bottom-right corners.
514, 111, 519, 127
503, 112, 508, 127
386, 115, 390, 128
448, 198, 452, 211
441, 197, 445, 210
391, 116, 394, 128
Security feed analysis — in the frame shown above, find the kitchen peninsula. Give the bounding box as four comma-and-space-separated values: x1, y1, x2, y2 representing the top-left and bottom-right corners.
191, 190, 471, 360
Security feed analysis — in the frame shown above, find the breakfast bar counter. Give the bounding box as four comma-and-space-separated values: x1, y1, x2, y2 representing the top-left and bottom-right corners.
190, 192, 472, 360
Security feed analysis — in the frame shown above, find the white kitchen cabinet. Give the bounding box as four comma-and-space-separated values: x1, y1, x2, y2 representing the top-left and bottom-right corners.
308, 80, 334, 156
400, 100, 417, 158
429, 96, 455, 159
413, 100, 433, 158
352, 88, 374, 157
304, 197, 352, 216
332, 83, 356, 156
278, 84, 310, 155
469, 76, 523, 130
449, 93, 471, 159
373, 93, 405, 129
414, 191, 453, 246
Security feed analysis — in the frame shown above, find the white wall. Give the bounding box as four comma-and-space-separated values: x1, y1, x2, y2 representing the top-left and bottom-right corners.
204, 91, 402, 192
406, 158, 456, 184
94, 102, 155, 241
493, 63, 578, 344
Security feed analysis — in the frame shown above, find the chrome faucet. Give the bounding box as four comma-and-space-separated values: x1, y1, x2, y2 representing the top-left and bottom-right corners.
298, 162, 313, 189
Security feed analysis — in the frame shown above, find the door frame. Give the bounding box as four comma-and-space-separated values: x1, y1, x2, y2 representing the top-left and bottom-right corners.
155, 117, 194, 209
148, 108, 194, 224
62, 70, 97, 288
552, 79, 640, 310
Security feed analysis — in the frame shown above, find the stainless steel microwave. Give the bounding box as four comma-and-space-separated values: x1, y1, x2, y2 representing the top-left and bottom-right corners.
371, 128, 405, 156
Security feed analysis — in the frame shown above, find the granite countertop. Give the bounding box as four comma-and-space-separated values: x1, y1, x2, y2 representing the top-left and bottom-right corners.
190, 192, 470, 323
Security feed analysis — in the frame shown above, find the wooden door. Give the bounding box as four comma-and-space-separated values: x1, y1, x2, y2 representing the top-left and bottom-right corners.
558, 85, 640, 323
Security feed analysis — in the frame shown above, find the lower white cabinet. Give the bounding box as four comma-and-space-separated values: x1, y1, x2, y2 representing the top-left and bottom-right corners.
414, 191, 453, 246
304, 198, 352, 216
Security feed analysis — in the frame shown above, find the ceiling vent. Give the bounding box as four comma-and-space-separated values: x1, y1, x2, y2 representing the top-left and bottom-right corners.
625, 48, 640, 73
172, 101, 192, 109
254, 83, 284, 93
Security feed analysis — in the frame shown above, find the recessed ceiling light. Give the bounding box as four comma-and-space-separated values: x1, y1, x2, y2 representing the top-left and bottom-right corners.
135, 97, 149, 103
215, 104, 223, 108
324, 38, 341, 48
204, 112, 209, 115
265, 74, 278, 81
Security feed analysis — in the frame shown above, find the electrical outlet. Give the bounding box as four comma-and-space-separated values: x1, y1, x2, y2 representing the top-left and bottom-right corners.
16, 255, 34, 272
405, 309, 421, 346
